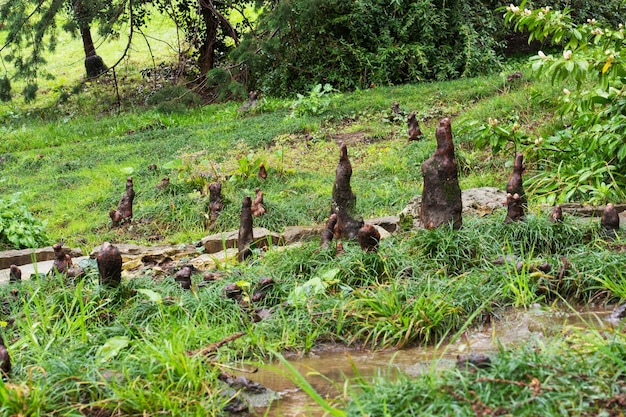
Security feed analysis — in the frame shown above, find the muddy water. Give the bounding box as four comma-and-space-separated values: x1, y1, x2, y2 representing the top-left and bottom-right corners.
241, 306, 613, 416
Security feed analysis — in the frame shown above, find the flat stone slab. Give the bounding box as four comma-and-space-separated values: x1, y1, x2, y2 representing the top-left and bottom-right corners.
281, 226, 324, 245
0, 245, 83, 270
201, 228, 283, 254
0, 257, 89, 284
89, 243, 200, 271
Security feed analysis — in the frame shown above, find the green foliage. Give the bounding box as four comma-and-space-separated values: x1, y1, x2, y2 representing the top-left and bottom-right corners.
459, 113, 532, 155
145, 84, 203, 113
233, 0, 504, 95
289, 83, 337, 118
205, 67, 247, 102
0, 193, 49, 249
504, 2, 626, 203
346, 330, 626, 416
0, 76, 12, 102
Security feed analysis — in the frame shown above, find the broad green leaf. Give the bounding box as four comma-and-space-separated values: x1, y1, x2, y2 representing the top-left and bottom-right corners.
137, 288, 162, 304
96, 336, 130, 364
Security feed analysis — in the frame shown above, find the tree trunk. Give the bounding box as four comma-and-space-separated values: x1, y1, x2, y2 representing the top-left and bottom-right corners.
198, 3, 219, 75
74, 0, 107, 78
81, 24, 108, 78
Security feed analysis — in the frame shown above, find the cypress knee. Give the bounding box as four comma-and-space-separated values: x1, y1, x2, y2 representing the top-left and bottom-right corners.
97, 242, 122, 287
505, 153, 526, 223
420, 118, 462, 229
238, 196, 254, 262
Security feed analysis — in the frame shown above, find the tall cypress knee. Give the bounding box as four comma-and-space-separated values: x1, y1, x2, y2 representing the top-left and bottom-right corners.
420, 118, 462, 229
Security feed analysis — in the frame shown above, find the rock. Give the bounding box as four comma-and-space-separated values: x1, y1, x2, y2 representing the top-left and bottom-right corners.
456, 352, 491, 370
606, 303, 626, 326
201, 228, 282, 255
401, 188, 507, 226
0, 245, 82, 270
420, 118, 462, 229
461, 187, 507, 217
188, 249, 238, 270
368, 216, 400, 233
90, 243, 198, 271
281, 225, 325, 245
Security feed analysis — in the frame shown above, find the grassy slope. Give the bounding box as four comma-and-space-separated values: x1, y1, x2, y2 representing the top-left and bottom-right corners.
2, 20, 626, 417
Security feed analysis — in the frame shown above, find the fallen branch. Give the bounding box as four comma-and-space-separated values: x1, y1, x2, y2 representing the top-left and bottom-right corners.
187, 331, 246, 356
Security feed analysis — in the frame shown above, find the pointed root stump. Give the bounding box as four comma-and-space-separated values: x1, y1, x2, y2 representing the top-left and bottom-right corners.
97, 242, 122, 287
0, 335, 10, 377
110, 177, 135, 227
51, 242, 72, 275
336, 209, 364, 240
237, 196, 254, 262
258, 163, 267, 180
506, 152, 528, 221
420, 118, 462, 230
251, 188, 265, 217
331, 142, 363, 239
601, 203, 620, 238
332, 142, 356, 215
9, 265, 21, 283
207, 182, 224, 227
505, 193, 524, 224
320, 213, 338, 248
549, 205, 564, 223
392, 101, 400, 115
357, 224, 381, 252
155, 177, 169, 189
175, 265, 193, 290
407, 111, 423, 141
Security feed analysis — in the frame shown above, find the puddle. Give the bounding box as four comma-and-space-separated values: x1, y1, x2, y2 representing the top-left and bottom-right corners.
240, 306, 613, 416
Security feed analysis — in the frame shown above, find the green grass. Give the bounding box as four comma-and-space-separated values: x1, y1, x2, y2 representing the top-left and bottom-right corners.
1, 24, 626, 416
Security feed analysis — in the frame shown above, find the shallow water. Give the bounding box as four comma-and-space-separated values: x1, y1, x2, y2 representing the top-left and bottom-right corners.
240, 306, 613, 416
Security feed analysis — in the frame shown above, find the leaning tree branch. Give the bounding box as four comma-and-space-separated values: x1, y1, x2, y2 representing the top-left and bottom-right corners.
198, 0, 239, 45
0, 0, 48, 53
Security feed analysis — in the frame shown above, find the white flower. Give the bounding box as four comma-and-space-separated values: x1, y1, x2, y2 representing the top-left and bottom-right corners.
537, 12, 544, 19
591, 28, 603, 36
488, 117, 499, 127
619, 23, 624, 29
587, 18, 597, 25
563, 88, 570, 95
563, 50, 572, 60
506, 4, 520, 13
538, 51, 547, 59
544, 6, 551, 13
523, 9, 531, 16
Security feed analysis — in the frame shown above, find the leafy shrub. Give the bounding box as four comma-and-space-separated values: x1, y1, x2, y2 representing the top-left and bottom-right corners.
145, 84, 202, 113
503, 2, 626, 203
289, 83, 336, 118
0, 193, 49, 249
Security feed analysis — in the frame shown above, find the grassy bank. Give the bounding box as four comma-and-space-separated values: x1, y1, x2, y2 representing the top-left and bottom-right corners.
1, 41, 625, 415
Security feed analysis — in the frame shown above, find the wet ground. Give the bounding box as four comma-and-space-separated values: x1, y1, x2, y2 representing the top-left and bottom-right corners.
241, 306, 613, 416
